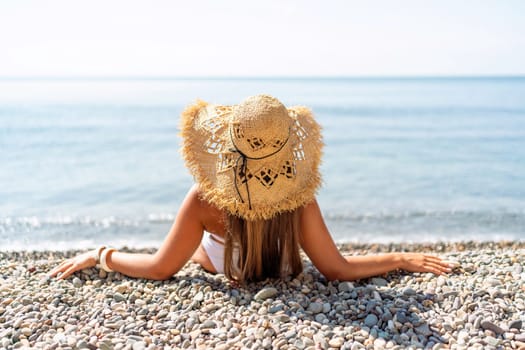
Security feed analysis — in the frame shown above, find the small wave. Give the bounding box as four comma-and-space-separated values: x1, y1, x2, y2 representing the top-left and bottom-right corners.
324, 209, 525, 244
1, 210, 524, 251
0, 215, 145, 228
2, 237, 164, 252
0, 215, 172, 251
0, 213, 180, 232
323, 209, 525, 221
2, 210, 525, 229
147, 213, 176, 223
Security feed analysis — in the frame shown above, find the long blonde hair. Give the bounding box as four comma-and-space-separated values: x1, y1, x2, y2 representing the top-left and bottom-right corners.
223, 209, 303, 283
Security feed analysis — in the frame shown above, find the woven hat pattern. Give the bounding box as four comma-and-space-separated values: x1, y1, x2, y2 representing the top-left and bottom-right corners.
180, 95, 323, 220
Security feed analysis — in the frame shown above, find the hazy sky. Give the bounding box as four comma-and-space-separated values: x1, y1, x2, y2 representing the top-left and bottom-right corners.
1, 0, 524, 77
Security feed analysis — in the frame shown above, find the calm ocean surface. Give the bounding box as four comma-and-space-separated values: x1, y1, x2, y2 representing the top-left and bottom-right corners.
1, 77, 524, 250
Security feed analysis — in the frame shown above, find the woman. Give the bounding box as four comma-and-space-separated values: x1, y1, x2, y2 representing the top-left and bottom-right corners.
50, 95, 453, 283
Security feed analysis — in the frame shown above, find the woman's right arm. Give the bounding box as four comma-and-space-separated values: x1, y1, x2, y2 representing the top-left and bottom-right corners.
299, 200, 453, 281
50, 185, 205, 280
104, 186, 205, 280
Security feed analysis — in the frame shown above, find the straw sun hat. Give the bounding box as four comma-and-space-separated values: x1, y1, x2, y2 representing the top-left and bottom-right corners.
180, 94, 323, 221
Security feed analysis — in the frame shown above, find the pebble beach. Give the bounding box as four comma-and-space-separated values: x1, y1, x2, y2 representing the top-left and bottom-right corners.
1, 241, 524, 350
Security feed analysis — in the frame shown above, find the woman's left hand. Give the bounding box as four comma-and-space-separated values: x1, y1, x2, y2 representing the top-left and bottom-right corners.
399, 253, 454, 275
49, 250, 97, 280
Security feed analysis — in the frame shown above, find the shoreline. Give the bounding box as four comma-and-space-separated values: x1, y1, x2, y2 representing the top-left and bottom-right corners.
1, 239, 523, 254
1, 241, 524, 349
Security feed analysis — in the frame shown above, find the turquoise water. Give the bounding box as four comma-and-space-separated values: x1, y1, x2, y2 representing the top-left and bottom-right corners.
1, 77, 524, 250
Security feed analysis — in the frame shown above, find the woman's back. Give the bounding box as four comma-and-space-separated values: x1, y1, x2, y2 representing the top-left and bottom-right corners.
188, 185, 303, 282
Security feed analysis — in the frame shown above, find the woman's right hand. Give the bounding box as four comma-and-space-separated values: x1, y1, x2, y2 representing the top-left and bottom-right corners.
398, 253, 454, 275
49, 250, 97, 280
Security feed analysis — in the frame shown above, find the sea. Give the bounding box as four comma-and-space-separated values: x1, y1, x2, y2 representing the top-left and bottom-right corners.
1, 77, 524, 250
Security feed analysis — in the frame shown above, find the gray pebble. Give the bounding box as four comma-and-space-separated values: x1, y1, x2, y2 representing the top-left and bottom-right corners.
481, 320, 504, 334
415, 323, 432, 337
293, 338, 306, 349
395, 311, 408, 324
113, 292, 126, 302
442, 291, 458, 298
509, 319, 523, 330
402, 287, 417, 296
254, 287, 278, 301
185, 317, 197, 330
485, 335, 499, 347
200, 320, 217, 329
382, 310, 393, 322
371, 277, 388, 287
364, 314, 378, 327
285, 329, 297, 339
20, 296, 32, 305
274, 314, 290, 323
268, 304, 284, 313
473, 316, 483, 329
322, 302, 331, 313
314, 313, 327, 323
351, 341, 365, 350
338, 281, 354, 292
72, 277, 82, 288
307, 302, 323, 314
365, 300, 377, 313
99, 340, 113, 350
228, 327, 239, 338
76, 340, 90, 349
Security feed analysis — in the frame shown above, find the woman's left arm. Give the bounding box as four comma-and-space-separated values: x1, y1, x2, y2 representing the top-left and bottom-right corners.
300, 200, 453, 281
50, 186, 204, 280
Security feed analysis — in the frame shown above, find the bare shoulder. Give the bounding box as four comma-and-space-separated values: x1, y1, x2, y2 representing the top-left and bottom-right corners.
300, 199, 326, 228
299, 198, 332, 244
186, 185, 226, 235
301, 199, 320, 214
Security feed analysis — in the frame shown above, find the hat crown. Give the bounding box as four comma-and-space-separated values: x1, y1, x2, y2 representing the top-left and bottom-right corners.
230, 95, 291, 158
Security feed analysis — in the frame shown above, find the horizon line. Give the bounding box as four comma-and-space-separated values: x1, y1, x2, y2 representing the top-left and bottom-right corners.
1, 74, 525, 81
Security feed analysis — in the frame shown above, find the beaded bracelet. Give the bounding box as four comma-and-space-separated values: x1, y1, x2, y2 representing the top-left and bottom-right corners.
100, 248, 117, 272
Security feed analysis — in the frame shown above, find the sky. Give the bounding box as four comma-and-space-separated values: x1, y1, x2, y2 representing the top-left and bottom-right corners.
0, 0, 524, 77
